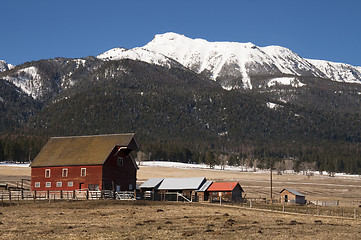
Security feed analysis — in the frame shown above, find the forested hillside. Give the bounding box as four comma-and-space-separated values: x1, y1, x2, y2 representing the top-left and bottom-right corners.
1, 59, 361, 174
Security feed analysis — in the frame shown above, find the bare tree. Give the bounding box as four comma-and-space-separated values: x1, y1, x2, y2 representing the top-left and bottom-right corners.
218, 154, 229, 170
135, 151, 146, 166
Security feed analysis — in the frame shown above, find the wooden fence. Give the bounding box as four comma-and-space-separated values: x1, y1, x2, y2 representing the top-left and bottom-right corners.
0, 189, 136, 205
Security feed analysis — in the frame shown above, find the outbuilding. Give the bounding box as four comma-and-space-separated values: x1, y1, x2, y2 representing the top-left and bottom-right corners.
30, 133, 138, 192
156, 177, 207, 201
280, 188, 306, 204
206, 182, 244, 202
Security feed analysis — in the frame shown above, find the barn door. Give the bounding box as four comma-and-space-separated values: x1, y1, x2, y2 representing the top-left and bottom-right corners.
79, 183, 84, 190
284, 195, 288, 202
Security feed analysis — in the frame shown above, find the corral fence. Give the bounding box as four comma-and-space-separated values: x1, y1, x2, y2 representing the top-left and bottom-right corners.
0, 189, 136, 206
243, 199, 360, 219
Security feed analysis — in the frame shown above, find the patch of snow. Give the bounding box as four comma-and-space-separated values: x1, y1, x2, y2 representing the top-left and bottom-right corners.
307, 59, 361, 84
97, 47, 181, 69
266, 102, 283, 109
267, 77, 305, 88
0, 162, 30, 167
3, 66, 43, 99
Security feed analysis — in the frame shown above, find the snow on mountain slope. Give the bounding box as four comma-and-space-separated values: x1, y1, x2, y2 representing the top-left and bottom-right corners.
3, 66, 44, 99
0, 60, 14, 72
142, 33, 327, 89
307, 59, 361, 84
97, 47, 183, 69
99, 33, 361, 90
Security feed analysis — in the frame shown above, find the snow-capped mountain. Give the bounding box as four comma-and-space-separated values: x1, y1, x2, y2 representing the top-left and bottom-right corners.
98, 32, 361, 90
97, 47, 183, 69
306, 59, 361, 84
0, 57, 102, 100
0, 60, 14, 72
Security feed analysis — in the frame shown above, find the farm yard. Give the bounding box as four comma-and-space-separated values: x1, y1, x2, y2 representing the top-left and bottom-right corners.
0, 163, 361, 239
0, 200, 361, 240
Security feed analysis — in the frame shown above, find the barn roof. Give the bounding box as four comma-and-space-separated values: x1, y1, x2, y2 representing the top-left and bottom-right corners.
197, 181, 213, 192
157, 177, 206, 191
30, 133, 138, 167
207, 182, 243, 192
139, 178, 164, 189
280, 188, 305, 197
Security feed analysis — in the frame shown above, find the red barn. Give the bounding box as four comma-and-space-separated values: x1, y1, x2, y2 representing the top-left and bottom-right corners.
207, 182, 244, 203
30, 133, 138, 192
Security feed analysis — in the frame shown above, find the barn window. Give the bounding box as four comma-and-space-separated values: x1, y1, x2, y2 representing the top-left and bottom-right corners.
88, 184, 94, 190
45, 182, 51, 188
129, 184, 133, 190
45, 169, 51, 178
94, 184, 99, 190
62, 168, 68, 177
81, 168, 86, 177
56, 182, 62, 187
68, 181, 73, 187
117, 157, 123, 166
35, 182, 40, 188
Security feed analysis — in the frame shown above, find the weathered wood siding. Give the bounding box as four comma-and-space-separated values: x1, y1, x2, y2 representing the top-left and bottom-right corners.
31, 165, 102, 191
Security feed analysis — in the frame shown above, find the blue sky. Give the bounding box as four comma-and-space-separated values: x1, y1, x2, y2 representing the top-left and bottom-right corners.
1, 0, 360, 66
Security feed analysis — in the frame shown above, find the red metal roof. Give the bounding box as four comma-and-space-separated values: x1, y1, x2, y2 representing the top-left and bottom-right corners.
206, 182, 240, 192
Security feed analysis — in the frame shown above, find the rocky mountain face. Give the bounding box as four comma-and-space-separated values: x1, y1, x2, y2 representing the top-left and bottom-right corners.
0, 60, 14, 72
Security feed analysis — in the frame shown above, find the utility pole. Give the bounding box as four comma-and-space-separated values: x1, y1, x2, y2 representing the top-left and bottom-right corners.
270, 165, 273, 204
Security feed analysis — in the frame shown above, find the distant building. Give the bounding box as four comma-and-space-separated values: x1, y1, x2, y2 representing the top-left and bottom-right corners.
140, 177, 207, 201
280, 188, 306, 204
30, 134, 138, 192
206, 182, 244, 203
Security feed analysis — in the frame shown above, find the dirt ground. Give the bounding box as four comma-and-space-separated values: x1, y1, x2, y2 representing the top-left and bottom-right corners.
0, 200, 360, 240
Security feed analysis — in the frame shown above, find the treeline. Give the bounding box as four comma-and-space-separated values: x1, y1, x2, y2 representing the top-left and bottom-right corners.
0, 135, 48, 163
140, 140, 361, 174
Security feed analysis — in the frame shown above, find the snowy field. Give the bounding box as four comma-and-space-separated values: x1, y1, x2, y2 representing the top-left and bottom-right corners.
1, 161, 360, 179
139, 161, 360, 179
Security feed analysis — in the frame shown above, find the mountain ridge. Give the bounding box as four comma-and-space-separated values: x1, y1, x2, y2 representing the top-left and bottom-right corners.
97, 32, 361, 91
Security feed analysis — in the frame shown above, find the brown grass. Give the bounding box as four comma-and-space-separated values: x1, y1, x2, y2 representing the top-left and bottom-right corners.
1, 165, 361, 239
0, 200, 360, 240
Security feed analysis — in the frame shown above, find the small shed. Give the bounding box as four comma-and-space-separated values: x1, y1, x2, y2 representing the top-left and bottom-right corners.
206, 182, 244, 203
280, 188, 306, 204
157, 177, 207, 201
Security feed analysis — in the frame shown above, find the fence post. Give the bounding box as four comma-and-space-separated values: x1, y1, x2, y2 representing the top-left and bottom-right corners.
47, 190, 49, 200
354, 208, 357, 219
250, 199, 252, 208
9, 190, 11, 205
73, 190, 75, 199
86, 189, 89, 200
283, 201, 285, 212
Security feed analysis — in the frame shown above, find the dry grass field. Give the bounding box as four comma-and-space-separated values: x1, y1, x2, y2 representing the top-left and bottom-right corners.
0, 200, 360, 240
0, 164, 361, 239
138, 165, 361, 206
